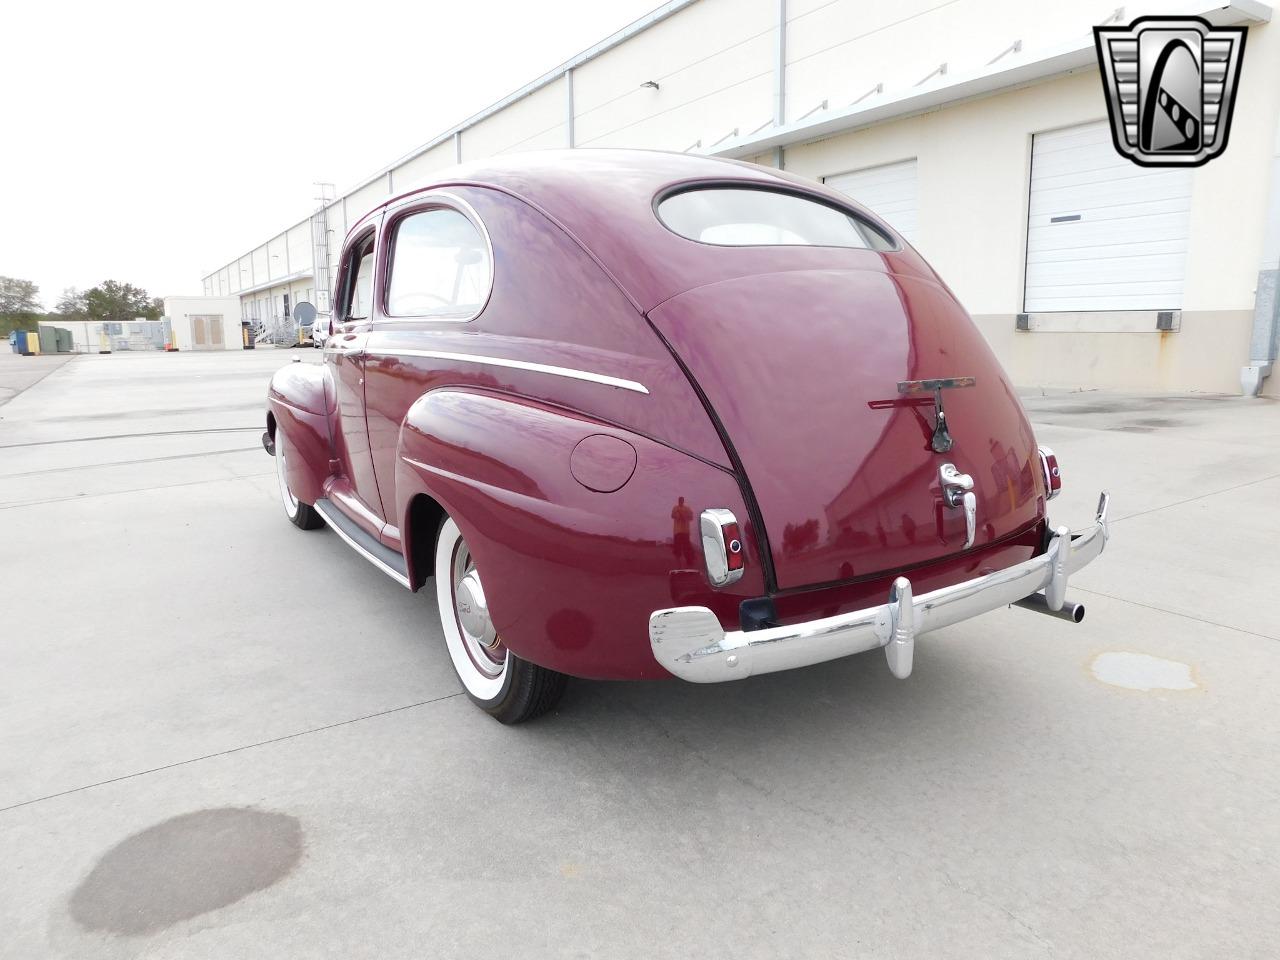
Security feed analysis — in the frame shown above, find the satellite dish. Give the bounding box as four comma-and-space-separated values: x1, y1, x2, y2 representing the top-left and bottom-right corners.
292, 301, 317, 325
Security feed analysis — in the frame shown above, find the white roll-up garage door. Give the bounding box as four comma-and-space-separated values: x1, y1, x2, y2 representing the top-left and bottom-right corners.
825, 159, 919, 246
1025, 120, 1192, 312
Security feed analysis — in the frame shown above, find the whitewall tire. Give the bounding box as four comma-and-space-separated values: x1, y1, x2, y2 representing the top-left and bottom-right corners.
275, 430, 323, 530
434, 516, 566, 723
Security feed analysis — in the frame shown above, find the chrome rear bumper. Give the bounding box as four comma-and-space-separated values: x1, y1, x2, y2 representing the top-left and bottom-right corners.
649, 492, 1111, 683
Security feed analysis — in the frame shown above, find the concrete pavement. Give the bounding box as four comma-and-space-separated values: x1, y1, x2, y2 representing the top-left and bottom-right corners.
1, 350, 1277, 959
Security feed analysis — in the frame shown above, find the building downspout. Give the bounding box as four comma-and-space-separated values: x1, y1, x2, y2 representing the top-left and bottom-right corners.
1242, 103, 1280, 396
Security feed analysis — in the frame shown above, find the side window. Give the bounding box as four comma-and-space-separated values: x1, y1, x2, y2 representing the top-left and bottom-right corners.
386, 208, 491, 318
336, 232, 376, 321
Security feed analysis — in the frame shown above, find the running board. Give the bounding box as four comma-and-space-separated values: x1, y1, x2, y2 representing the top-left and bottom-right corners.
313, 498, 412, 589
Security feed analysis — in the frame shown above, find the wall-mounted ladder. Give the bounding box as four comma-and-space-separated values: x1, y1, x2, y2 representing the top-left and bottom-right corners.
310, 182, 336, 317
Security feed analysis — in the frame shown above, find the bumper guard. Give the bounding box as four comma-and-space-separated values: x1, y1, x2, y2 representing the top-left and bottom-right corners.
649, 492, 1111, 683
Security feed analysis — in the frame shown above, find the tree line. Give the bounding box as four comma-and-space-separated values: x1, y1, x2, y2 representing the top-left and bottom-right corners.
1, 277, 163, 338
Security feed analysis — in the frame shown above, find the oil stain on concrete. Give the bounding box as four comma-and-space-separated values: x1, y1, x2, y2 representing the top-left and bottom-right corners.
69, 807, 302, 936
1091, 652, 1198, 692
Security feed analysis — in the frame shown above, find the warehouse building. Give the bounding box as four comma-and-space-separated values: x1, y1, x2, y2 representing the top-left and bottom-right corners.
202, 0, 1280, 396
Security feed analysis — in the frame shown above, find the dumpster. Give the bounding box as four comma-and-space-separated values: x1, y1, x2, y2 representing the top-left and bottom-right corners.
37, 327, 57, 354
55, 327, 73, 353
14, 330, 38, 355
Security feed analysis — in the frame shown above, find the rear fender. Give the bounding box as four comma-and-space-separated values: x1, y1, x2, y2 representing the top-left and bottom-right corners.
266, 362, 334, 506
394, 388, 763, 679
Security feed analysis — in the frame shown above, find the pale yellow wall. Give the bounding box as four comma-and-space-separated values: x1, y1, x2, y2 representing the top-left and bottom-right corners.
975, 313, 1255, 395
1181, 17, 1280, 312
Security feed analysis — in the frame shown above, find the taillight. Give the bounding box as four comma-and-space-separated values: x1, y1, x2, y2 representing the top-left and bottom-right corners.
700, 508, 745, 586
1038, 446, 1062, 500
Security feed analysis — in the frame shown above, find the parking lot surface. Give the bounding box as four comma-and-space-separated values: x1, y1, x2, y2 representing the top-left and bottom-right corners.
2, 349, 1278, 958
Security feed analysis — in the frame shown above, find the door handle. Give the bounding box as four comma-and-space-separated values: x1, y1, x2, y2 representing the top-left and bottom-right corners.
939, 463, 976, 549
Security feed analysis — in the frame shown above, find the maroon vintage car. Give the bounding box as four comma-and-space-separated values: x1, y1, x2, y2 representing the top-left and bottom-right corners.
264, 149, 1110, 723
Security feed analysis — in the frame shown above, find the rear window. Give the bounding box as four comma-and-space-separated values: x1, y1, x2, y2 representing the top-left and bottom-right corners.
657, 187, 894, 251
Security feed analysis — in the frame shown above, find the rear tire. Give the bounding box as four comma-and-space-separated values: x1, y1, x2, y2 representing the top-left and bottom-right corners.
434, 516, 566, 723
275, 431, 323, 530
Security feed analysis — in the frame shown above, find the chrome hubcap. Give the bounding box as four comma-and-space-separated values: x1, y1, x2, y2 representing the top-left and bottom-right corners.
456, 570, 496, 648
451, 542, 504, 674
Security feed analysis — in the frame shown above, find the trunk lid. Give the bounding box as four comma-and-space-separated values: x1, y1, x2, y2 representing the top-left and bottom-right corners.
648, 267, 1043, 591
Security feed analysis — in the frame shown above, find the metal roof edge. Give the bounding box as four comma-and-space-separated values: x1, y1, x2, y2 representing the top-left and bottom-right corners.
707, 0, 1271, 160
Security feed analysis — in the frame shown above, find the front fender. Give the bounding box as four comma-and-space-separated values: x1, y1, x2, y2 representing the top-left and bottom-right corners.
266, 361, 333, 507
394, 388, 763, 680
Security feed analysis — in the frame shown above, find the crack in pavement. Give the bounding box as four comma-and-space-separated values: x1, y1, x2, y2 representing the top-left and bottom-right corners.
940, 869, 1055, 954
0, 470, 276, 510
0, 691, 465, 815
0, 426, 260, 449
1071, 586, 1279, 643
0, 355, 76, 408
1106, 472, 1280, 525
0, 446, 260, 479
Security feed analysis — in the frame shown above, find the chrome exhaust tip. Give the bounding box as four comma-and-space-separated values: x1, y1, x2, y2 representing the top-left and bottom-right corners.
1014, 592, 1085, 623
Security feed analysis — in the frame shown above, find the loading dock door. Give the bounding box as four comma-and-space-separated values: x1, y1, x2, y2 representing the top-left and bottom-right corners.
825, 159, 919, 247
1025, 120, 1193, 312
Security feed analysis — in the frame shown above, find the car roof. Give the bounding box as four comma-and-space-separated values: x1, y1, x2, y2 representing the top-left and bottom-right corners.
366, 148, 903, 313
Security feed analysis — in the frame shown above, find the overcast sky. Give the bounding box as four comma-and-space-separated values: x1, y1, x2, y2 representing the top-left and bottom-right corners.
0, 0, 660, 308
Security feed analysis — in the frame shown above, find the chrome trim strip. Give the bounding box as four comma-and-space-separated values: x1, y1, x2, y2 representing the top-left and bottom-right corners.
313, 499, 412, 589
368, 348, 650, 394
650, 491, 1111, 683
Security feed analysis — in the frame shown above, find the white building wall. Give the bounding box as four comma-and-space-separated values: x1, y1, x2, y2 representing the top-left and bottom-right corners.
237, 254, 254, 294
286, 222, 312, 279
201, 0, 1279, 394
574, 0, 775, 151
782, 27, 1280, 396
163, 297, 242, 351
465, 75, 568, 157
250, 246, 269, 286
347, 179, 392, 229
394, 141, 457, 194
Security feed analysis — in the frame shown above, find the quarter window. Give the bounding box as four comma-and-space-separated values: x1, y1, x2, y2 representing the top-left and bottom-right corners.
657, 187, 894, 251
336, 231, 376, 322
386, 208, 491, 318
